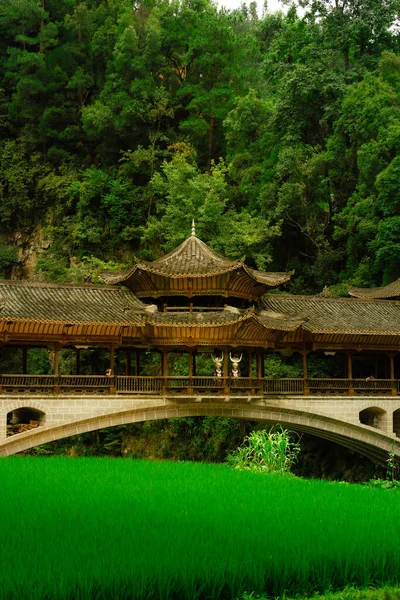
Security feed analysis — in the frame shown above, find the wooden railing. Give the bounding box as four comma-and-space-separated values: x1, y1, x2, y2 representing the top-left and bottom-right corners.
306, 378, 397, 395
263, 379, 304, 394
0, 375, 398, 396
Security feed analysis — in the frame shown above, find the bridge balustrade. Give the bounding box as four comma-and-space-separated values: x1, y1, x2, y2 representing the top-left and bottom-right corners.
0, 375, 398, 396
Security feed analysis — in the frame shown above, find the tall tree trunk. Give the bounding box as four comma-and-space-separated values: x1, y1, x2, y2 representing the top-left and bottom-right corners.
39, 0, 45, 54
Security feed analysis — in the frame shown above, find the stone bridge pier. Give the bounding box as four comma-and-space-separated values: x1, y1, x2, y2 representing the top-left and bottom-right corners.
1, 394, 400, 463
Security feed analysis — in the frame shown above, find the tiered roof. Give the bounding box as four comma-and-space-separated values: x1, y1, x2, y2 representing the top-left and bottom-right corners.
101, 227, 292, 300
1, 228, 400, 351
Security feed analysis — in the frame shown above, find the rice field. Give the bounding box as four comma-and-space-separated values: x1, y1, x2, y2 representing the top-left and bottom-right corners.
1, 457, 400, 600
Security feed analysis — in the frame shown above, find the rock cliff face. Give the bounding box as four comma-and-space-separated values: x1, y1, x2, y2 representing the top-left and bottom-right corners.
8, 226, 51, 280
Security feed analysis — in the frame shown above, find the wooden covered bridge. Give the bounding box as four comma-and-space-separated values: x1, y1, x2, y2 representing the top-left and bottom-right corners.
1, 224, 400, 461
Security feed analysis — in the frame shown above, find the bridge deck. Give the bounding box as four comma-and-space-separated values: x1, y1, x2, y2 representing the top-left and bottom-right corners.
0, 375, 398, 396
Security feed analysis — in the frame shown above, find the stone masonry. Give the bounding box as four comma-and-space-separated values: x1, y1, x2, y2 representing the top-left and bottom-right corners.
1, 393, 400, 462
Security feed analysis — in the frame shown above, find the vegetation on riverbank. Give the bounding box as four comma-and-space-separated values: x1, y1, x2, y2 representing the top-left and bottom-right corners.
25, 418, 387, 482
1, 457, 400, 600
238, 586, 400, 600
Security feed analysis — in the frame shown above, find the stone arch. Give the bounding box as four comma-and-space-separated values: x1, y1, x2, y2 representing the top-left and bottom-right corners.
0, 403, 399, 464
3, 399, 48, 416
2, 400, 47, 440
359, 406, 386, 431
6, 407, 46, 437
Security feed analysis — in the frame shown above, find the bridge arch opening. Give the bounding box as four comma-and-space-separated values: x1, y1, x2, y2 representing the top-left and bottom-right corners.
359, 407, 386, 431
393, 409, 400, 437
7, 407, 45, 437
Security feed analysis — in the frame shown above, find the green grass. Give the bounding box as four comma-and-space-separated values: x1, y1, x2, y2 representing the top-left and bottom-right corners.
1, 458, 400, 600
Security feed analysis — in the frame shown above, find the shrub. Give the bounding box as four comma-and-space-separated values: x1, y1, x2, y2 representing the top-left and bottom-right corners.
226, 427, 301, 474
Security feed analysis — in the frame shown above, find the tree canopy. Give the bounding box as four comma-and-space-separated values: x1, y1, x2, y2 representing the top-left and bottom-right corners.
0, 0, 399, 291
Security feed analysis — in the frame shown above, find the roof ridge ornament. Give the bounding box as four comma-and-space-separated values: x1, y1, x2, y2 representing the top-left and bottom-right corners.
191, 219, 196, 237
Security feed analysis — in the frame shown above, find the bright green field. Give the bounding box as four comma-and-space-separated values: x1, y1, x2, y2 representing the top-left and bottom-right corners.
1, 458, 400, 600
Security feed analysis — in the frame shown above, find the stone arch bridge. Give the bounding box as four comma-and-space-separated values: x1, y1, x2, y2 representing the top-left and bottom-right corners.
1, 393, 400, 464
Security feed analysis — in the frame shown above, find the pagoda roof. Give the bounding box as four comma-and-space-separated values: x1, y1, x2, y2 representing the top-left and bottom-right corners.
262, 295, 400, 335
349, 279, 400, 300
146, 306, 304, 331
100, 233, 292, 299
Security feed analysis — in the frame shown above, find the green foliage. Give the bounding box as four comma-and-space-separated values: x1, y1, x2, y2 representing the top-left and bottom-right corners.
367, 479, 400, 490
0, 0, 397, 288
0, 242, 17, 277
227, 427, 301, 473
238, 586, 400, 600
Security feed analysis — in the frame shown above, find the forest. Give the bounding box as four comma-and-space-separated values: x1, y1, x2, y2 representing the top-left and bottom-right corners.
0, 0, 399, 293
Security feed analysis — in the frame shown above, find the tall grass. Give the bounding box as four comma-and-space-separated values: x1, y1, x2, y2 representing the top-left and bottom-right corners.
227, 428, 301, 473
0, 458, 400, 599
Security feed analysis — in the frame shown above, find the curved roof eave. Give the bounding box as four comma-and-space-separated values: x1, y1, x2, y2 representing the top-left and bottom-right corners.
349, 279, 400, 299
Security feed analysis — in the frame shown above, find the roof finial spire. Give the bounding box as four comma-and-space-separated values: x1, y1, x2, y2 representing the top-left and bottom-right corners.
191, 219, 196, 237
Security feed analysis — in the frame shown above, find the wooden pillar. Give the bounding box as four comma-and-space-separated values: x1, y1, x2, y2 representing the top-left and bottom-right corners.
125, 350, 131, 376
161, 349, 169, 395
248, 350, 253, 380
188, 351, 193, 377
256, 351, 262, 379
388, 352, 397, 396
22, 347, 28, 375
53, 344, 61, 393
188, 350, 194, 394
389, 353, 395, 380
76, 348, 81, 375
346, 351, 353, 379
302, 351, 309, 395
223, 348, 229, 395
162, 350, 168, 377
261, 350, 265, 378
345, 351, 354, 395
109, 345, 115, 373
255, 351, 263, 395
53, 344, 60, 376
135, 350, 140, 376
107, 345, 116, 394
193, 350, 197, 377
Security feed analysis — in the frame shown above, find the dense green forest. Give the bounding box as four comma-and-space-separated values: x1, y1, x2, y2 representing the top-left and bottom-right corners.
0, 0, 400, 291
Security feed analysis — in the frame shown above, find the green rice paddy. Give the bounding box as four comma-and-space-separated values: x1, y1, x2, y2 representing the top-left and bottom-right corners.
1, 457, 400, 600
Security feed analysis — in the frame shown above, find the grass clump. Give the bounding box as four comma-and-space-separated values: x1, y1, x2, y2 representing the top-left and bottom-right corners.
1, 458, 400, 599
227, 427, 301, 473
